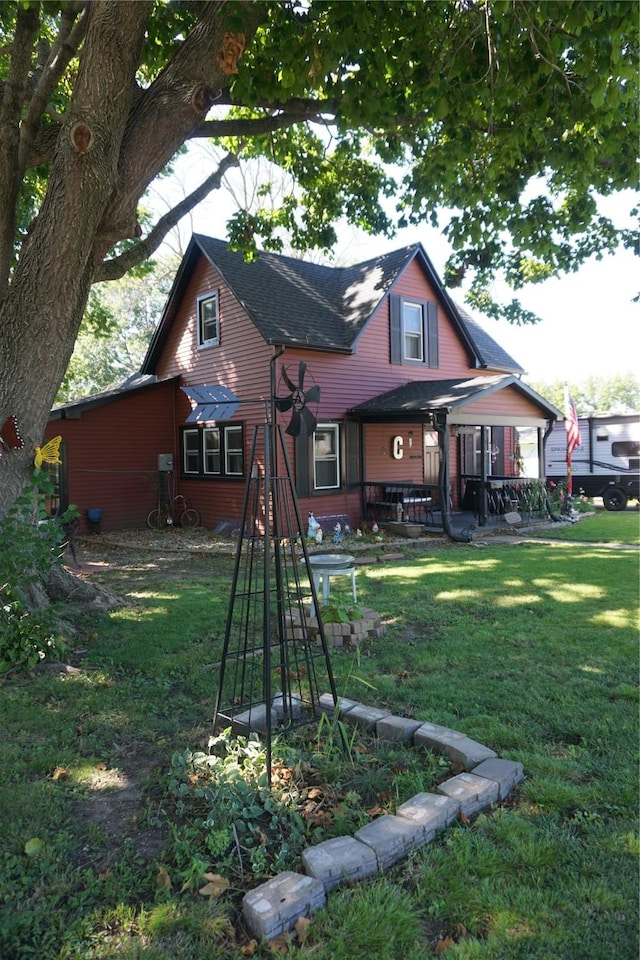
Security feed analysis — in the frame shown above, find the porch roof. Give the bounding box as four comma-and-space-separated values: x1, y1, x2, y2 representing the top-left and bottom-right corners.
349, 375, 562, 420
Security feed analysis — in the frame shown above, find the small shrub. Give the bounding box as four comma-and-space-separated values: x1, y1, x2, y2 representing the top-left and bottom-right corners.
0, 471, 75, 672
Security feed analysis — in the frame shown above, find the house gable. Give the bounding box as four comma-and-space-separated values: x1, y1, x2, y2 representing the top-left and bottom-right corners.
141, 236, 523, 380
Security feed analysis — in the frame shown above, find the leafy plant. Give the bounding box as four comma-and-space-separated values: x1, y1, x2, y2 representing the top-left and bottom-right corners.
320, 601, 363, 624
0, 471, 76, 672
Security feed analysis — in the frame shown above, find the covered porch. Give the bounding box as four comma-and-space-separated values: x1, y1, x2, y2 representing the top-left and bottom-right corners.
349, 376, 563, 541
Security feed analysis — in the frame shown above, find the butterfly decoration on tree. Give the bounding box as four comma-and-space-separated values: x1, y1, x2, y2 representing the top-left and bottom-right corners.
0, 415, 25, 456
34, 436, 62, 469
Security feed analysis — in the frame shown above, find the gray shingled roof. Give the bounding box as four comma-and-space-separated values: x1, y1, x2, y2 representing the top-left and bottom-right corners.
194, 235, 416, 352
454, 303, 523, 375
142, 236, 524, 374
350, 375, 561, 418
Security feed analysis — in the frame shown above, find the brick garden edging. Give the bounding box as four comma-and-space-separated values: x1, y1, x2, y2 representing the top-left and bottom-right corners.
242, 694, 524, 942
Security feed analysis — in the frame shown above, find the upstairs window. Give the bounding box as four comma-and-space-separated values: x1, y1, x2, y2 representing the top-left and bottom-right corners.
403, 301, 424, 361
390, 295, 438, 368
197, 291, 219, 348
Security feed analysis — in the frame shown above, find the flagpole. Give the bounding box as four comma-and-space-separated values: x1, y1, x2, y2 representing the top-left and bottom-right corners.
564, 384, 581, 500
564, 384, 572, 497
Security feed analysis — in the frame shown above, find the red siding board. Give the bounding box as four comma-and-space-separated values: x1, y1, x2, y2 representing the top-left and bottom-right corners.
46, 384, 175, 532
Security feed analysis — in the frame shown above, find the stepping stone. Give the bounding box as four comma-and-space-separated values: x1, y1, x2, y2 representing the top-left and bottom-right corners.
302, 836, 378, 891
243, 871, 326, 941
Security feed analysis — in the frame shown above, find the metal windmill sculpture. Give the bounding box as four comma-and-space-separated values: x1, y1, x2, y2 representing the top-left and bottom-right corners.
200, 350, 339, 782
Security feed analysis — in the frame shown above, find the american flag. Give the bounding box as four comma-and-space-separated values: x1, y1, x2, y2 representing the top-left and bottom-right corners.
564, 388, 581, 456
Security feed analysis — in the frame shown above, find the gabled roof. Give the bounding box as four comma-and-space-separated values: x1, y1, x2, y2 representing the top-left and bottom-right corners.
454, 304, 523, 375
141, 236, 524, 375
350, 375, 562, 419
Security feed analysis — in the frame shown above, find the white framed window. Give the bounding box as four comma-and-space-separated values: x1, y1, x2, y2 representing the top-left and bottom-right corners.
203, 427, 221, 474
180, 424, 243, 478
390, 295, 438, 368
313, 423, 340, 490
196, 291, 219, 348
183, 429, 200, 474
403, 301, 424, 361
224, 425, 243, 476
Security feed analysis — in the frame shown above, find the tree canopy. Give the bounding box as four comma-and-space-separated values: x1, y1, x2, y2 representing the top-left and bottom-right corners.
0, 0, 638, 515
528, 373, 640, 416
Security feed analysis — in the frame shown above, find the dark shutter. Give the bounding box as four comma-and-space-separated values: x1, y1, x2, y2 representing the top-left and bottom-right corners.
390, 294, 402, 364
345, 420, 360, 491
294, 433, 310, 498
426, 301, 439, 368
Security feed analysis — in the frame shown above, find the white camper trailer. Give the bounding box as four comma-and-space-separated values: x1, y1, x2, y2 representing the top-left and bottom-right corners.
545, 413, 640, 510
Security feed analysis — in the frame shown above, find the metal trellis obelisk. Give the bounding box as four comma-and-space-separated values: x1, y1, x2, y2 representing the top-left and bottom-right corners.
212, 350, 340, 781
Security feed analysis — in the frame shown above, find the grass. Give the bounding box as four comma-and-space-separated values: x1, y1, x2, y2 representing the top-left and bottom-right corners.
527, 500, 640, 545
0, 510, 638, 959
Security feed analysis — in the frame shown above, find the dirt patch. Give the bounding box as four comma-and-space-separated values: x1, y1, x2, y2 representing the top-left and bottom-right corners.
71, 754, 169, 870
395, 622, 441, 644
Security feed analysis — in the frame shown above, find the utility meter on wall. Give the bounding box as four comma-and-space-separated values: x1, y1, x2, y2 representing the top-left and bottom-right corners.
157, 454, 173, 472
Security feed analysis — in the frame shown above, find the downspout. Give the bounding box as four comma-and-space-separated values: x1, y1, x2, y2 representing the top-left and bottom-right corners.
433, 414, 473, 543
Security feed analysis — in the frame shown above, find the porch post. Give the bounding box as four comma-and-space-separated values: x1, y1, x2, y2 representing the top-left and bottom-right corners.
478, 425, 489, 525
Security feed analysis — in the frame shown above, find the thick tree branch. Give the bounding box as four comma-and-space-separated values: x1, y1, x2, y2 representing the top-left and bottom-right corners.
0, 4, 40, 294
104, 3, 265, 213
95, 151, 240, 281
18, 3, 90, 176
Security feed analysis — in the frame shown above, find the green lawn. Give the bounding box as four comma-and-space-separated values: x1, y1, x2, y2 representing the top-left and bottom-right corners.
0, 519, 638, 959
528, 502, 640, 545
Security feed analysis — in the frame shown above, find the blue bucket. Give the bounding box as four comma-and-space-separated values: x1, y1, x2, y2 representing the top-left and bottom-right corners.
87, 508, 103, 523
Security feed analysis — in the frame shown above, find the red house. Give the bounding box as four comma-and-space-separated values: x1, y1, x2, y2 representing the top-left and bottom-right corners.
47, 236, 561, 535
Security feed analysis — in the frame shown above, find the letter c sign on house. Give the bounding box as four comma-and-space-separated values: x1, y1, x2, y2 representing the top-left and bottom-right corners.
392, 435, 404, 459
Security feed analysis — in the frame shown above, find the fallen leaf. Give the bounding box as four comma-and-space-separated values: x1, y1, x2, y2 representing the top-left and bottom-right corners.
51, 766, 69, 780
435, 936, 455, 953
156, 864, 172, 890
294, 915, 311, 943
95, 762, 107, 771
24, 837, 44, 857
267, 932, 291, 953
459, 810, 470, 824
199, 873, 230, 898
241, 941, 257, 957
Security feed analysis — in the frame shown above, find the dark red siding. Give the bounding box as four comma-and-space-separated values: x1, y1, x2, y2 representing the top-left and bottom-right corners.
46, 383, 175, 532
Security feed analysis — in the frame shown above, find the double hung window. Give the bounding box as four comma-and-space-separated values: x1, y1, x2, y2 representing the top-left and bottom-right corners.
313, 424, 340, 490
181, 424, 243, 477
196, 291, 219, 348
389, 295, 438, 368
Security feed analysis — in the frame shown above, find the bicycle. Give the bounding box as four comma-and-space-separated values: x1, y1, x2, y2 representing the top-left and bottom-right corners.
146, 494, 200, 529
